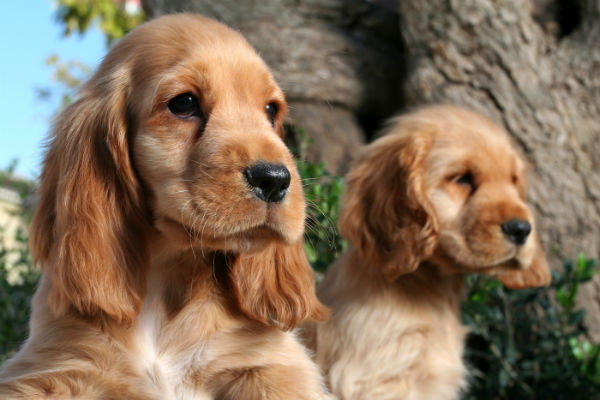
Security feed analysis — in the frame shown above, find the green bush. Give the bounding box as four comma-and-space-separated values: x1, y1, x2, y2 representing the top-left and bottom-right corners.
0, 228, 39, 364
55, 0, 144, 44
290, 127, 347, 273
0, 171, 39, 364
462, 254, 600, 399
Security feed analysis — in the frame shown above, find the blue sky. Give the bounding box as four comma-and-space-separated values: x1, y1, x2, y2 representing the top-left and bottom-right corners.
0, 1, 106, 180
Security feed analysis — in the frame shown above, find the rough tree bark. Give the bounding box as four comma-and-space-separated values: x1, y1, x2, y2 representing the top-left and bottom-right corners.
142, 0, 600, 338
397, 0, 600, 338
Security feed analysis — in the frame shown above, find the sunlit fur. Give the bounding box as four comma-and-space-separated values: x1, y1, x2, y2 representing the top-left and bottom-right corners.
302, 105, 551, 400
0, 14, 330, 399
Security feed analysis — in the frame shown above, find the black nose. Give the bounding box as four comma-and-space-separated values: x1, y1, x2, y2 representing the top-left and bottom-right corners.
244, 162, 291, 203
501, 219, 532, 245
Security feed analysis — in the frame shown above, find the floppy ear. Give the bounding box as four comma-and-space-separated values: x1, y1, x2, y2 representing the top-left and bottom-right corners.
338, 131, 439, 281
229, 240, 329, 330
30, 74, 149, 324
495, 234, 551, 289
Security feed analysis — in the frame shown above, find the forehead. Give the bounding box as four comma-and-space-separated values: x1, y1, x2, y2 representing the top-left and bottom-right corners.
425, 118, 523, 180
121, 15, 281, 107
153, 45, 279, 108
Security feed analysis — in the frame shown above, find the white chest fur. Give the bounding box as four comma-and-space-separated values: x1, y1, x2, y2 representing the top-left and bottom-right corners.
132, 294, 212, 400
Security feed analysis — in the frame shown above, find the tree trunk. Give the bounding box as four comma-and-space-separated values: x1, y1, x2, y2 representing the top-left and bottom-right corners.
397, 0, 600, 339
141, 0, 600, 338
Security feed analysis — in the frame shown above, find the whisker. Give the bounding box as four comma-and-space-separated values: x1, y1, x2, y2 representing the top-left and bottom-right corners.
305, 200, 340, 249
301, 176, 325, 182
199, 212, 212, 259
187, 158, 211, 168
187, 159, 215, 179
304, 234, 318, 258
178, 198, 197, 259
211, 254, 219, 286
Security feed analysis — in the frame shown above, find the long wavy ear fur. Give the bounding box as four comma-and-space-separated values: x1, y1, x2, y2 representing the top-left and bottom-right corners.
30, 72, 149, 324
229, 240, 329, 330
338, 130, 439, 281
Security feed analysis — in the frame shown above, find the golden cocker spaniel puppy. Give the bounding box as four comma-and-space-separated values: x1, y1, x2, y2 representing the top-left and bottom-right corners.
303, 105, 551, 400
0, 14, 331, 399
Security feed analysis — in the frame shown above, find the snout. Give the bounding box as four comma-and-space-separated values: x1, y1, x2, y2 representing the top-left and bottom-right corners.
244, 162, 291, 203
501, 219, 531, 245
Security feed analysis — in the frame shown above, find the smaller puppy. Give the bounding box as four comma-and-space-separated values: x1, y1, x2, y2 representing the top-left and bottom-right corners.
304, 105, 551, 400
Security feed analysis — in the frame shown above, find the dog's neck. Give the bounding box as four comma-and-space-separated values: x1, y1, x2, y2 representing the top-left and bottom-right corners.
322, 247, 466, 320
145, 236, 236, 319
124, 243, 246, 361
391, 260, 466, 318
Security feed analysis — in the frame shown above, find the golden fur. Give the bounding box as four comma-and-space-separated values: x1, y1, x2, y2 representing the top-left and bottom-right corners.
0, 14, 330, 399
303, 105, 551, 399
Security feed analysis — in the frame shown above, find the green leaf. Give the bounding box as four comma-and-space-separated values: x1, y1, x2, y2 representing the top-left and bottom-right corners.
304, 242, 317, 263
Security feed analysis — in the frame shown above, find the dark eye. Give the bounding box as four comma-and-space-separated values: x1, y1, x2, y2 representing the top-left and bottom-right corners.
168, 93, 201, 119
266, 102, 279, 126
455, 172, 475, 191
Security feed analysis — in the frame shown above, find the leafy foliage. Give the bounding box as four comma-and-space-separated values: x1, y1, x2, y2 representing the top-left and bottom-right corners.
36, 55, 92, 111
0, 171, 39, 364
462, 254, 600, 399
55, 0, 144, 44
0, 228, 39, 364
38, 1, 144, 117
289, 126, 346, 273
0, 165, 36, 204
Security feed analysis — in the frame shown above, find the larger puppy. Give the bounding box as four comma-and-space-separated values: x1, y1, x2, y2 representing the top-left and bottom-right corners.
0, 14, 330, 399
304, 105, 551, 399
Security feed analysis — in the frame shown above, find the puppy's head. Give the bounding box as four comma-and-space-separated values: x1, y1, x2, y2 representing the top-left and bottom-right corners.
339, 105, 550, 288
31, 14, 326, 327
